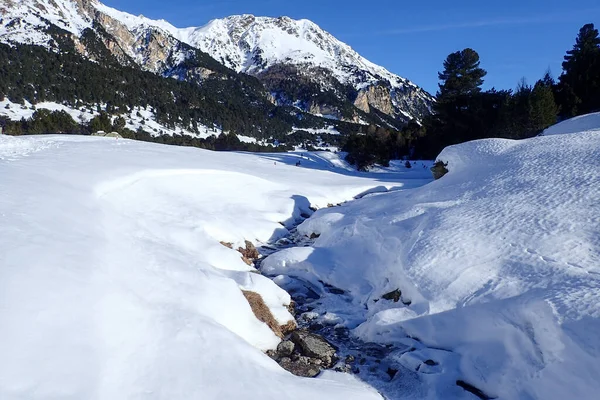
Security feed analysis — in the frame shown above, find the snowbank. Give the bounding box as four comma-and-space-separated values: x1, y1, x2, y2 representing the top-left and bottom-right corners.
543, 111, 600, 135
263, 130, 600, 399
1, 134, 428, 399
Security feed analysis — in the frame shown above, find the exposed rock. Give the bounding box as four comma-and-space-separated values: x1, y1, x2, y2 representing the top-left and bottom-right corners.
382, 289, 402, 303
386, 367, 399, 380
220, 241, 233, 249
431, 161, 449, 180
309, 232, 320, 239
354, 84, 394, 116
278, 357, 321, 378
424, 359, 438, 366
277, 340, 295, 357
291, 329, 337, 368
456, 380, 495, 400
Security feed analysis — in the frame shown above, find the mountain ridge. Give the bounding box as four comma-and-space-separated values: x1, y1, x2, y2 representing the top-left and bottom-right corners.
0, 0, 433, 141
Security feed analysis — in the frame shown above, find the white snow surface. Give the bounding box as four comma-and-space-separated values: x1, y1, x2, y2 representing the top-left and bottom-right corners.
0, 134, 433, 399
543, 111, 600, 136
263, 124, 600, 399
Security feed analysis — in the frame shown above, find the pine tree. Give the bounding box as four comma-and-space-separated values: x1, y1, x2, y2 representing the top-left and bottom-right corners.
432, 48, 488, 145
437, 48, 487, 101
560, 23, 600, 115
530, 77, 558, 133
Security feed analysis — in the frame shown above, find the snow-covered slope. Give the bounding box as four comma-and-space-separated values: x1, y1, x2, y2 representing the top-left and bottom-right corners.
543, 111, 600, 135
0, 133, 430, 399
263, 124, 600, 398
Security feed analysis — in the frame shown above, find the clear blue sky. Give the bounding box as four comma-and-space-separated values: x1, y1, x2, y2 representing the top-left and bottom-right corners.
103, 0, 599, 95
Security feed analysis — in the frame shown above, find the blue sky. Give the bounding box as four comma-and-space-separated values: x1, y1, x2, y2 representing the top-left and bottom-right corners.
103, 0, 599, 94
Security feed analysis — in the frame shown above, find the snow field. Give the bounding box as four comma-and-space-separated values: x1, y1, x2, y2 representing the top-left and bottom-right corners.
1, 134, 423, 399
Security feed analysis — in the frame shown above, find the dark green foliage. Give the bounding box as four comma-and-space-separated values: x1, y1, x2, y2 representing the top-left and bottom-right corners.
2, 109, 82, 135
436, 48, 487, 100
559, 23, 600, 115
0, 39, 293, 140
342, 122, 424, 170
413, 48, 560, 158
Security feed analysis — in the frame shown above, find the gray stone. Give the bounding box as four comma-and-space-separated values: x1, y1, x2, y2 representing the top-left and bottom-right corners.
291, 329, 337, 368
279, 358, 321, 378
277, 340, 295, 357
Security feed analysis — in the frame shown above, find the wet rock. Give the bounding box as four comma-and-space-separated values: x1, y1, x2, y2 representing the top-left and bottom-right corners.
301, 311, 320, 322
291, 329, 337, 368
279, 357, 321, 378
277, 340, 295, 357
345, 355, 355, 364
309, 322, 324, 332
309, 232, 320, 239
382, 289, 402, 303
456, 380, 494, 400
334, 363, 353, 373
300, 212, 311, 219
424, 359, 438, 366
386, 367, 399, 380
266, 349, 278, 360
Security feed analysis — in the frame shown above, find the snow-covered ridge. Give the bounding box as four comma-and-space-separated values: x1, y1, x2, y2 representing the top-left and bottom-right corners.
542, 111, 600, 136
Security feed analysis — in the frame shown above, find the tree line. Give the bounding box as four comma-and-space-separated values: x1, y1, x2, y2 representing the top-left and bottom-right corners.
344, 23, 600, 167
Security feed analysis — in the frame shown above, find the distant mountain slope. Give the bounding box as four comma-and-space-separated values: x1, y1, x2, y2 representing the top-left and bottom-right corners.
0, 0, 433, 129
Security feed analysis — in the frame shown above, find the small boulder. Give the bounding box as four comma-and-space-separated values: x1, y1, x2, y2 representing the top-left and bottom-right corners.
277, 340, 295, 357
279, 358, 321, 378
291, 329, 337, 368
382, 289, 402, 303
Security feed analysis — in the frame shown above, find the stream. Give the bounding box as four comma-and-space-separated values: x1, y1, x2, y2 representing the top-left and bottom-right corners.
255, 215, 431, 400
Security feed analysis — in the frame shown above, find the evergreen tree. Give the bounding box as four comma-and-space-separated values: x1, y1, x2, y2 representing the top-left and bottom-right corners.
428, 48, 488, 151
437, 48, 487, 101
530, 77, 558, 133
559, 23, 600, 115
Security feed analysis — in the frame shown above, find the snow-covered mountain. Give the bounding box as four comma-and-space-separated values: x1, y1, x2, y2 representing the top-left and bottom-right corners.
0, 0, 433, 124
171, 15, 433, 120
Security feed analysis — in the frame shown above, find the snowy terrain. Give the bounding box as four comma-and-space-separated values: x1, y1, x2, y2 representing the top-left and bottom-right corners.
543, 111, 600, 136
0, 99, 226, 139
0, 134, 428, 399
2, 112, 599, 399
263, 115, 600, 399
